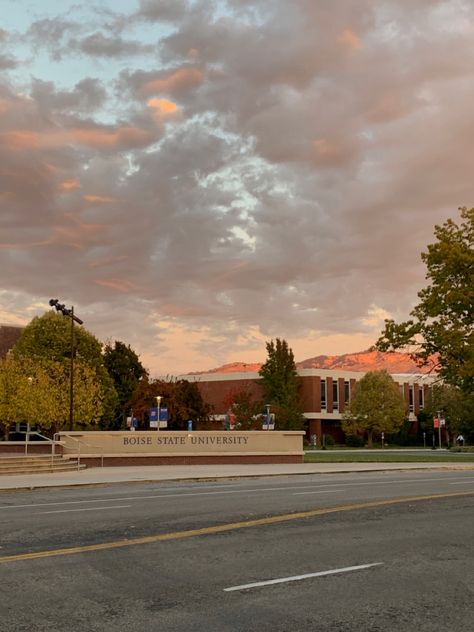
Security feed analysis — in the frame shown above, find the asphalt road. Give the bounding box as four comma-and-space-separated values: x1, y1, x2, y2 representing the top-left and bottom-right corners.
2, 471, 474, 631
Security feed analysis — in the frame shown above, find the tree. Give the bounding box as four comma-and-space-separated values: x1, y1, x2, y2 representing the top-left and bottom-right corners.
259, 338, 305, 430
376, 207, 474, 393
103, 341, 148, 428
223, 387, 263, 430
0, 356, 105, 437
13, 312, 117, 428
126, 377, 211, 430
423, 384, 474, 443
342, 370, 407, 447
174, 380, 212, 429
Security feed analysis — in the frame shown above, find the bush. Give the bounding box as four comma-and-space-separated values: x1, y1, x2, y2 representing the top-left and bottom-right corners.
345, 434, 365, 448
323, 434, 335, 447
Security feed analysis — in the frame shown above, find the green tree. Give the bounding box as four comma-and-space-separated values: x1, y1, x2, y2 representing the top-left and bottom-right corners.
423, 384, 474, 443
13, 312, 117, 428
173, 380, 212, 429
376, 207, 474, 393
103, 341, 148, 428
342, 370, 407, 448
259, 338, 305, 430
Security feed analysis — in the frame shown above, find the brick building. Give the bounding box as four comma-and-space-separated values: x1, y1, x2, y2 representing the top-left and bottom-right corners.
0, 324, 24, 359
181, 369, 436, 444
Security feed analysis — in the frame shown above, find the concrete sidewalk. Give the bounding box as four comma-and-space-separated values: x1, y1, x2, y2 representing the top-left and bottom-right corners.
1, 461, 474, 491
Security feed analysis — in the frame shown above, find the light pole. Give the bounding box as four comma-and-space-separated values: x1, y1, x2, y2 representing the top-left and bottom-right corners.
265, 404, 271, 430
156, 396, 162, 431
49, 299, 84, 432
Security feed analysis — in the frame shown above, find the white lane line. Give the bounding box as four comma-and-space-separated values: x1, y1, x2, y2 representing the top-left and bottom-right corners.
293, 490, 344, 495
224, 563, 383, 592
39, 505, 131, 515
0, 487, 313, 510
449, 479, 474, 485
0, 485, 360, 511
2, 476, 472, 511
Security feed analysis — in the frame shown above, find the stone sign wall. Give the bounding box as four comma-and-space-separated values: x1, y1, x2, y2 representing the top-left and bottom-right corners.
57, 430, 304, 466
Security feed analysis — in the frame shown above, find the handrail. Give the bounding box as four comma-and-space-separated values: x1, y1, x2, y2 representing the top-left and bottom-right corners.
55, 433, 104, 469
14, 431, 64, 465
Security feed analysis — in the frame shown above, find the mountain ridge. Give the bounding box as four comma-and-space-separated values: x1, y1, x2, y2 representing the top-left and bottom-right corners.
191, 350, 435, 375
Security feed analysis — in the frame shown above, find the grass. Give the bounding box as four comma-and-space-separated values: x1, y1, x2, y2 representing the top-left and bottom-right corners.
304, 451, 474, 463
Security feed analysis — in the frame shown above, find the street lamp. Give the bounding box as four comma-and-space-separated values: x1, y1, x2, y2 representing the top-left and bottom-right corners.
265, 404, 271, 430
156, 395, 162, 431
49, 299, 84, 432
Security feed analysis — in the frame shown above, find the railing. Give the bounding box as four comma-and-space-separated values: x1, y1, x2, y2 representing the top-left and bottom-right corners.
54, 433, 104, 469
15, 431, 64, 465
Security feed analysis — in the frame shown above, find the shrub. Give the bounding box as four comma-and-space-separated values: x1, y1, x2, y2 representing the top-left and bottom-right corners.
345, 434, 365, 448
323, 434, 335, 447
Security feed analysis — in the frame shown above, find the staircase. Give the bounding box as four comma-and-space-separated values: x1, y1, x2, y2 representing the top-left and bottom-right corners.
0, 455, 86, 476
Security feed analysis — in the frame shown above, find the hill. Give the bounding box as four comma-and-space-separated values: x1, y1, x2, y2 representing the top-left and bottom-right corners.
194, 350, 434, 375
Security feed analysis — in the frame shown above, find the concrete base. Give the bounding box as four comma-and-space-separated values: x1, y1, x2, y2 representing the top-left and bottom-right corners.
79, 453, 304, 467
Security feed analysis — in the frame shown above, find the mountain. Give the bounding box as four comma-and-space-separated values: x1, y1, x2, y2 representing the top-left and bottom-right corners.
193, 350, 435, 375
296, 350, 433, 373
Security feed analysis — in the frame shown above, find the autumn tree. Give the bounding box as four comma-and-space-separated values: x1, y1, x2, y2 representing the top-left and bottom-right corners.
377, 207, 474, 393
342, 370, 406, 447
13, 312, 117, 427
0, 356, 104, 437
259, 338, 305, 430
126, 377, 211, 430
223, 387, 263, 430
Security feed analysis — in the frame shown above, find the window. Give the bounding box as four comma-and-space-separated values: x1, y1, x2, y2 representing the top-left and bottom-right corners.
344, 381, 350, 404
332, 380, 338, 410
409, 385, 414, 412
419, 386, 424, 410
320, 379, 326, 410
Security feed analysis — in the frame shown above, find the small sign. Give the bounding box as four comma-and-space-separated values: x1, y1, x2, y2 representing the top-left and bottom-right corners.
440, 418, 446, 427
433, 418, 440, 429
187, 420, 193, 431
149, 407, 158, 428
159, 407, 168, 422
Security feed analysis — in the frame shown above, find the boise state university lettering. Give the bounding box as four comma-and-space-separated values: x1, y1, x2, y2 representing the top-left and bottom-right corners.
123, 436, 249, 446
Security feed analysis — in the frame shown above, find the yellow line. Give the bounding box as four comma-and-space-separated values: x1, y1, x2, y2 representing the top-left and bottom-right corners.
2, 490, 473, 564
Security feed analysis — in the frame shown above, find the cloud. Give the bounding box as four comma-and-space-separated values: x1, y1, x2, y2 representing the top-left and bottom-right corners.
31, 79, 108, 113
71, 32, 155, 58
2, 0, 474, 375
136, 0, 189, 23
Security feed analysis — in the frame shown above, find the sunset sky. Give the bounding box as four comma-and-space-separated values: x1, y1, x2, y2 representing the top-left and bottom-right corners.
1, 0, 473, 375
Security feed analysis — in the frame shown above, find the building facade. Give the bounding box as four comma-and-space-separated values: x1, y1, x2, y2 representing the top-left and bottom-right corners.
0, 324, 24, 359
181, 369, 436, 444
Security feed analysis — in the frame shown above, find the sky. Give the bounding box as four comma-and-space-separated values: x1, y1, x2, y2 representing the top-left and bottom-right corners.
1, 0, 474, 376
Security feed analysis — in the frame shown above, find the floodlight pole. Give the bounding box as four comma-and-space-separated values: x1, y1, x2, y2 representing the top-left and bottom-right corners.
69, 307, 75, 432
49, 299, 84, 432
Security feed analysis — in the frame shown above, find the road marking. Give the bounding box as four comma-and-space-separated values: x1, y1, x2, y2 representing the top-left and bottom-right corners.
293, 490, 343, 495
449, 479, 474, 485
0, 490, 473, 565
223, 563, 383, 592
2, 476, 473, 511
39, 505, 131, 515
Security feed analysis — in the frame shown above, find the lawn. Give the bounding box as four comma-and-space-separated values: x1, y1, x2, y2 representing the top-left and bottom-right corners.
304, 451, 474, 463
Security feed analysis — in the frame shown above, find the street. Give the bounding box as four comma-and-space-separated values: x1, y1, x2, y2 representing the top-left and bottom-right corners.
1, 471, 474, 631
